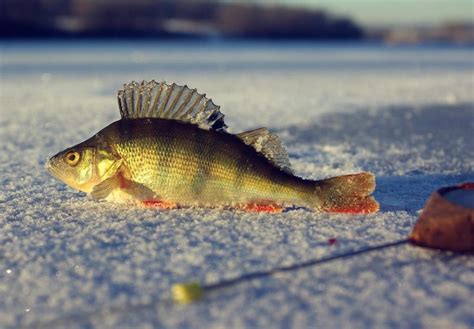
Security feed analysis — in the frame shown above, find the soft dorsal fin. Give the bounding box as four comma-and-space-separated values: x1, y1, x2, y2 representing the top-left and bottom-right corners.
236, 128, 293, 174
117, 80, 227, 131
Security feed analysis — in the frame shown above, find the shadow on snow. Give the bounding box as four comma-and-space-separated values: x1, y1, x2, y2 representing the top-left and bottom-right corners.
280, 103, 474, 213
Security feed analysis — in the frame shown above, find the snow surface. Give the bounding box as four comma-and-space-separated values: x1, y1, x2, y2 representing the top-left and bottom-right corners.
1, 41, 473, 329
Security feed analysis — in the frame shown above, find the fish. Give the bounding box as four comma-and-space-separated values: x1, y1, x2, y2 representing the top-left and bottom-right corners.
46, 80, 379, 213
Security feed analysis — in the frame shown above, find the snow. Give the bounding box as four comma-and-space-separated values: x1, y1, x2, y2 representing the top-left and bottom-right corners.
1, 41, 473, 329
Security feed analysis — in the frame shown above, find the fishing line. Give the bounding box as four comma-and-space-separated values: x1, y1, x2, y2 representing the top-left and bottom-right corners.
172, 238, 411, 303
207, 239, 409, 290
36, 236, 473, 328
31, 238, 411, 328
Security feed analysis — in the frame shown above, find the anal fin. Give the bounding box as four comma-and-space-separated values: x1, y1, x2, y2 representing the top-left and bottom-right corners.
142, 199, 178, 209
242, 203, 283, 213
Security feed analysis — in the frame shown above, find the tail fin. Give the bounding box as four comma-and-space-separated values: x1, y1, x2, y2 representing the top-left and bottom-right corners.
313, 172, 379, 214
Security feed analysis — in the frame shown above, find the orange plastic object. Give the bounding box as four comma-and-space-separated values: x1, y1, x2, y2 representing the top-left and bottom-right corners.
409, 183, 474, 252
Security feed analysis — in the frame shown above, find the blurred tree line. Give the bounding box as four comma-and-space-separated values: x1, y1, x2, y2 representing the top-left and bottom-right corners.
0, 0, 363, 39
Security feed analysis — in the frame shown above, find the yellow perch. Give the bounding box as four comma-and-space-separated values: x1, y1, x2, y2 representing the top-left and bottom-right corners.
47, 81, 379, 213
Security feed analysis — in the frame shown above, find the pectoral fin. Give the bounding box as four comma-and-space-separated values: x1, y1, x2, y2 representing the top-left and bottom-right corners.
90, 172, 157, 202
90, 175, 121, 200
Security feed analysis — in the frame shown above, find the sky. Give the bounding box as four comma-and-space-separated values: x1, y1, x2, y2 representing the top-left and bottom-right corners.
266, 0, 474, 26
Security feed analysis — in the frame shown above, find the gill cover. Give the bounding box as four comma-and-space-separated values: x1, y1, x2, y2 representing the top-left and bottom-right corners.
47, 136, 121, 193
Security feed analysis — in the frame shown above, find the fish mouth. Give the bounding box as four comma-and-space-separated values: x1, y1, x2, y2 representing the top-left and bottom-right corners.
45, 158, 55, 174
44, 159, 54, 174
44, 159, 52, 171
45, 158, 64, 181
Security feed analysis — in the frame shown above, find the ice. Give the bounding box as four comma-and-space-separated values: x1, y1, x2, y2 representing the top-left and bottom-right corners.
1, 41, 473, 328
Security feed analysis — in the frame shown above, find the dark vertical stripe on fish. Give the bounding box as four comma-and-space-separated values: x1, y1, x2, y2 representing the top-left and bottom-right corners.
191, 128, 210, 195
159, 122, 179, 187
233, 148, 251, 192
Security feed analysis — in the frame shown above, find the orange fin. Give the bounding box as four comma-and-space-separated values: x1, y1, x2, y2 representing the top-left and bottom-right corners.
314, 172, 379, 214
242, 203, 283, 213
89, 167, 157, 202
324, 196, 379, 214
142, 199, 177, 210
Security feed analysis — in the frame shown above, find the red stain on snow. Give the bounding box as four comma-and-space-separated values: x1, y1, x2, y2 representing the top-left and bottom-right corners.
328, 238, 337, 245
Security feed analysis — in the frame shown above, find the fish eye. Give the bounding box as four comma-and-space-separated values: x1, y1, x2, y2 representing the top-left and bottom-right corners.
65, 151, 81, 166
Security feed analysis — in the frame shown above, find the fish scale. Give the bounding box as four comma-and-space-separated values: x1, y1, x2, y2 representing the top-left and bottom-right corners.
106, 119, 304, 206
47, 80, 379, 213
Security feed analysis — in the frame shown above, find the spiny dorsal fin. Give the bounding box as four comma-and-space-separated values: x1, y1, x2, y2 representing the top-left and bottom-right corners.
117, 80, 227, 131
236, 128, 293, 174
